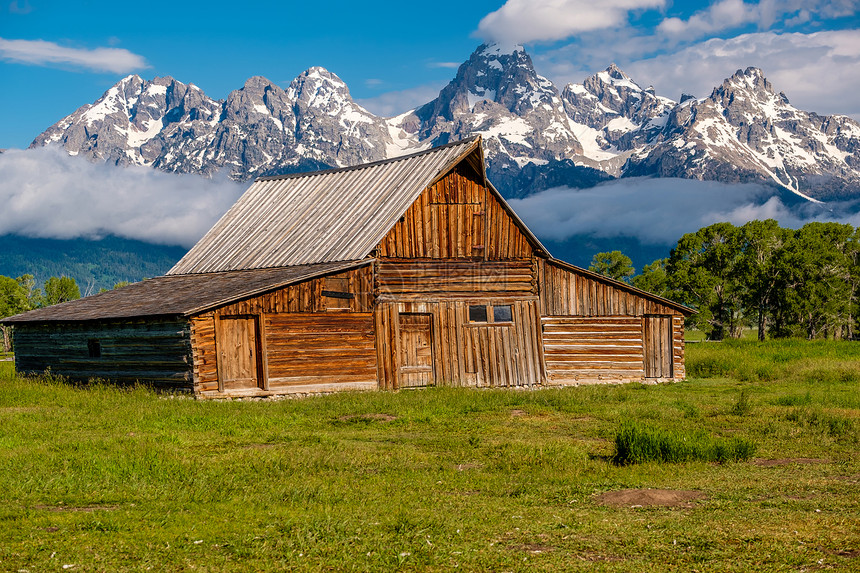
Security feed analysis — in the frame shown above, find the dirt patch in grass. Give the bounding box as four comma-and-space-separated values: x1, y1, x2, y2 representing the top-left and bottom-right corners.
753, 458, 829, 467
509, 542, 554, 554
455, 463, 481, 471
576, 552, 624, 562
817, 547, 860, 558
595, 489, 706, 508
33, 505, 118, 512
338, 413, 397, 422
510, 409, 528, 416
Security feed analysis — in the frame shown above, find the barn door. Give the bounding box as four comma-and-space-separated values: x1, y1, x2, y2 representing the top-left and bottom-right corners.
216, 316, 263, 391
398, 313, 435, 388
643, 315, 673, 379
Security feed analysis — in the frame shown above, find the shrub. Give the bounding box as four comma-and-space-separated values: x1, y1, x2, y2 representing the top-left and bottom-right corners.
612, 420, 756, 465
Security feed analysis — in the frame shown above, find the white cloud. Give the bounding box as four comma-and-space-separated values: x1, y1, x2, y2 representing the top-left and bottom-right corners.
658, 0, 758, 39
0, 37, 148, 73
658, 1, 860, 40
427, 61, 461, 69
625, 30, 860, 118
0, 147, 245, 247
356, 82, 445, 117
508, 177, 859, 246
475, 0, 666, 45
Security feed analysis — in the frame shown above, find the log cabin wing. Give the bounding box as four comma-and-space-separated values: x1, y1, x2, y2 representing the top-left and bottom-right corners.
2, 136, 694, 396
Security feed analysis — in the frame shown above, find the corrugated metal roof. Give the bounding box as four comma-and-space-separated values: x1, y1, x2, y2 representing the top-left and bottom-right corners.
168, 137, 487, 275
1, 261, 370, 323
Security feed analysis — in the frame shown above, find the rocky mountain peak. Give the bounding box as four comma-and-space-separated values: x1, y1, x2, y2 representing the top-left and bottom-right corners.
562, 64, 674, 136
417, 42, 559, 121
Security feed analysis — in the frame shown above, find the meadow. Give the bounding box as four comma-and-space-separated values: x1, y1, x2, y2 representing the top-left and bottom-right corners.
0, 339, 858, 572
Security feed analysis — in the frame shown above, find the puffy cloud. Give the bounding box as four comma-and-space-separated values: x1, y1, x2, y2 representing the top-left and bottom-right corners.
625, 30, 860, 118
0, 146, 245, 247
508, 177, 859, 246
0, 37, 148, 74
657, 0, 860, 40
475, 0, 666, 45
658, 0, 758, 39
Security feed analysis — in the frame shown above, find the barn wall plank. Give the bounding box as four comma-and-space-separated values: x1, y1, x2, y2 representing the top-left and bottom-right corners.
541, 316, 647, 384
13, 319, 194, 390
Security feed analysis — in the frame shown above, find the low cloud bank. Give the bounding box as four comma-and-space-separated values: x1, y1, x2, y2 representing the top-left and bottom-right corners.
508, 177, 860, 246
0, 146, 245, 248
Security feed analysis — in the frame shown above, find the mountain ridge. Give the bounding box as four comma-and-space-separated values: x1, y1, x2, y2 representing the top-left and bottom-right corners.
29, 43, 860, 202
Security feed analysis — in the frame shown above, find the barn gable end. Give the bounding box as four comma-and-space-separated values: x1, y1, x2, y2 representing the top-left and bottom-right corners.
536, 258, 687, 384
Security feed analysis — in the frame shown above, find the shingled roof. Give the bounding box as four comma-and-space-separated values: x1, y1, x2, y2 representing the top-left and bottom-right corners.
1, 261, 369, 323
168, 136, 547, 275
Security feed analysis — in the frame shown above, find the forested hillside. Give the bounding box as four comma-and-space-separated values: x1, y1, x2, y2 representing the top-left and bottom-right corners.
0, 235, 184, 293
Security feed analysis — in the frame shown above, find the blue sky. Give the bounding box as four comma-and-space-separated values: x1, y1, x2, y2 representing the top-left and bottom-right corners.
1, 0, 858, 150
0, 0, 860, 148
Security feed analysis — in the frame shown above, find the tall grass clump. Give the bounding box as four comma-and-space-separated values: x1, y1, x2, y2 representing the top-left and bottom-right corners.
612, 420, 756, 465
729, 389, 753, 416
785, 407, 857, 440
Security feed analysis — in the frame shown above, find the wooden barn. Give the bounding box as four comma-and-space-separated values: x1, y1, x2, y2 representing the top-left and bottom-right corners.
2, 136, 693, 397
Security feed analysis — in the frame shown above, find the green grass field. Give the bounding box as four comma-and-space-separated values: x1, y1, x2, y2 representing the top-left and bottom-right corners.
1, 340, 858, 571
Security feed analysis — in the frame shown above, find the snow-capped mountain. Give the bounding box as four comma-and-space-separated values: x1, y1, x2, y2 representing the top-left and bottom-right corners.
624, 67, 860, 201
31, 44, 860, 202
33, 70, 403, 181
401, 43, 582, 164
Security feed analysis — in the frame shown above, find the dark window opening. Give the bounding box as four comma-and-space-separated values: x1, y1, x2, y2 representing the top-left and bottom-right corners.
493, 305, 513, 322
87, 339, 101, 358
324, 276, 352, 311
468, 305, 488, 323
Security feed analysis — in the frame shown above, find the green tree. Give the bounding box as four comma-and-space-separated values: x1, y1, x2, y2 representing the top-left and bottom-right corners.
41, 276, 81, 307
99, 280, 132, 294
632, 258, 670, 297
735, 219, 791, 341
667, 222, 744, 340
588, 251, 635, 283
0, 275, 37, 352
772, 222, 855, 339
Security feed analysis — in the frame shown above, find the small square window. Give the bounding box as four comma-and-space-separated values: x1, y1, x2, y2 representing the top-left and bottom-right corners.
469, 305, 488, 322
87, 339, 101, 358
493, 305, 513, 322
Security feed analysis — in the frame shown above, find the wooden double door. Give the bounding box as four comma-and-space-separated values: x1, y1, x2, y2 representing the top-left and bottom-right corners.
643, 315, 673, 379
398, 313, 435, 388
216, 315, 264, 391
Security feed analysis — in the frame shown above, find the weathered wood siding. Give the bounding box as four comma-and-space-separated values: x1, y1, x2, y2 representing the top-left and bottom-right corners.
213, 266, 373, 315
375, 299, 545, 390
536, 258, 686, 382
376, 259, 536, 300
191, 266, 377, 396
264, 313, 376, 389
12, 319, 193, 389
542, 316, 645, 383
376, 166, 533, 260
537, 257, 680, 316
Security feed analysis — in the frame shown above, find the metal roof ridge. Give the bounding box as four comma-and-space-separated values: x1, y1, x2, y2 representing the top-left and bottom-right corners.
253, 136, 481, 182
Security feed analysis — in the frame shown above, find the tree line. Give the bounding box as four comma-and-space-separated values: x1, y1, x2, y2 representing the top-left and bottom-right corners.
590, 220, 860, 341
0, 275, 83, 352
